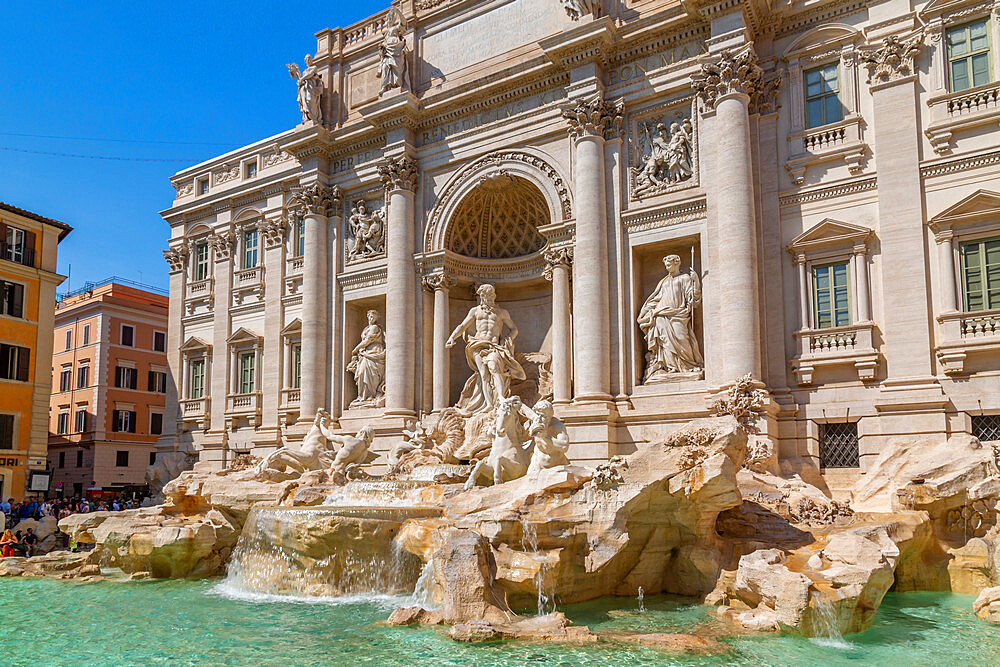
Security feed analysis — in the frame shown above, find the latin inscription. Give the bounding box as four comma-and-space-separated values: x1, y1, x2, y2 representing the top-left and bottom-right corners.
609, 40, 709, 86
419, 87, 567, 147
333, 149, 382, 174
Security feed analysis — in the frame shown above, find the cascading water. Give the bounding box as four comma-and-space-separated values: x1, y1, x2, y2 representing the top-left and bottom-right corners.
807, 590, 851, 649
637, 587, 646, 614
520, 517, 556, 616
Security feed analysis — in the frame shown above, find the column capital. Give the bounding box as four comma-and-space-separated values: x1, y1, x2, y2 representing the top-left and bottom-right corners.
289, 182, 342, 217
261, 217, 288, 249
852, 243, 869, 256
861, 33, 923, 88
561, 94, 623, 141
209, 231, 235, 262
163, 247, 186, 274
692, 45, 763, 110
422, 271, 456, 292
378, 155, 419, 193
749, 72, 783, 116
543, 246, 574, 281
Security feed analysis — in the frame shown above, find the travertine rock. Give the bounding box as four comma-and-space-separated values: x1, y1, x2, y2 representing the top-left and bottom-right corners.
733, 549, 811, 627
0, 550, 100, 579
974, 586, 1000, 624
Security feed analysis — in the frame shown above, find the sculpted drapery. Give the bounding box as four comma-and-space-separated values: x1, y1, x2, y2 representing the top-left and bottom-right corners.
348, 310, 386, 407
638, 255, 704, 382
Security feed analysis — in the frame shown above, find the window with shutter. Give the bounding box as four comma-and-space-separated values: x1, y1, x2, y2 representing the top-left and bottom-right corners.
129, 411, 137, 433
0, 414, 13, 449
147, 371, 155, 392
150, 412, 163, 435
121, 325, 134, 347
16, 346, 29, 382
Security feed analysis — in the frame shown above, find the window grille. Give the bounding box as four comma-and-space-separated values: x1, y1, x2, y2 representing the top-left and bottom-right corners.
973, 415, 1000, 442
819, 421, 859, 468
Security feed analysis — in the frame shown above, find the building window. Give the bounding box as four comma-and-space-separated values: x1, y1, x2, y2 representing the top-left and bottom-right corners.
65, 329, 72, 351
243, 230, 259, 269
961, 237, 1000, 311
0, 344, 29, 382
194, 242, 210, 282
150, 412, 163, 435
153, 331, 166, 352
948, 19, 991, 92
149, 451, 157, 466
57, 411, 69, 435
813, 262, 851, 329
296, 217, 306, 258
77, 365, 89, 389
121, 324, 134, 347
293, 344, 302, 389
198, 178, 209, 195
59, 367, 72, 392
58, 451, 65, 468
819, 421, 860, 468
0, 414, 13, 449
0, 281, 24, 318
973, 414, 1000, 442
239, 352, 256, 394
114, 366, 138, 390
74, 408, 87, 433
245, 161, 257, 179
190, 359, 206, 399
804, 63, 842, 129
76, 450, 83, 467
113, 410, 137, 433
4, 226, 34, 267
82, 323, 90, 346
148, 370, 167, 393
116, 450, 130, 467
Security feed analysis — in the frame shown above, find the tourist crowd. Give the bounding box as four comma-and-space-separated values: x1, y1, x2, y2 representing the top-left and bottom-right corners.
0, 497, 140, 533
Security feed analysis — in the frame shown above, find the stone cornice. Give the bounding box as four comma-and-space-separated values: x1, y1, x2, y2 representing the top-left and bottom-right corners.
774, 0, 868, 40
778, 176, 878, 207
921, 147, 1000, 178
622, 198, 707, 234
539, 15, 618, 69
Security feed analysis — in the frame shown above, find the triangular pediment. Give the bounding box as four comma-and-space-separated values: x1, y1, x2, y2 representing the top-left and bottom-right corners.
921, 0, 986, 19
180, 336, 211, 352
783, 24, 861, 59
281, 318, 301, 335
930, 190, 1000, 227
227, 327, 261, 344
788, 219, 874, 254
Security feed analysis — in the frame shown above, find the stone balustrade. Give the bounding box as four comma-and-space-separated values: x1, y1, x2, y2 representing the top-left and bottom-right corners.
936, 309, 1000, 374
792, 322, 878, 385
926, 81, 1000, 154
785, 115, 866, 184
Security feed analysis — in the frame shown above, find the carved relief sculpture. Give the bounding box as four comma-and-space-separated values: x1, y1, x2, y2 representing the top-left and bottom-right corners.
348, 309, 386, 408
861, 34, 923, 86
288, 54, 324, 125
638, 254, 704, 382
378, 9, 409, 97
446, 284, 526, 414
631, 118, 694, 198
346, 200, 385, 260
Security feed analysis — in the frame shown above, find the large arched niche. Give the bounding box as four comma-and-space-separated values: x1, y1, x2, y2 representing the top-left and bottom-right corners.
446, 175, 548, 259
424, 149, 572, 254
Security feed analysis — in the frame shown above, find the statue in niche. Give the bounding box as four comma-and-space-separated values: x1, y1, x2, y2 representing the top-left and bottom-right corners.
523, 399, 570, 475
637, 254, 704, 382
287, 55, 323, 125
348, 310, 386, 408
378, 9, 409, 97
446, 284, 526, 414
632, 118, 694, 198
346, 200, 385, 260
254, 409, 339, 478
561, 0, 592, 20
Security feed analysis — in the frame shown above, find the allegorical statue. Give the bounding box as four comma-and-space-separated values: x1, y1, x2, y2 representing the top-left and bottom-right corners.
523, 399, 570, 475
255, 408, 339, 477
637, 254, 703, 382
446, 284, 526, 414
348, 310, 386, 408
346, 200, 385, 260
287, 55, 323, 125
378, 9, 409, 97
327, 425, 377, 480
633, 118, 694, 197
666, 119, 694, 183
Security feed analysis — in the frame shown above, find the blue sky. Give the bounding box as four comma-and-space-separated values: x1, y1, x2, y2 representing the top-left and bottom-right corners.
1, 1, 384, 293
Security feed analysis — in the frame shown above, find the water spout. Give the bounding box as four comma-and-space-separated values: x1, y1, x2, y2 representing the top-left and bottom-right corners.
520, 517, 555, 616
637, 586, 645, 614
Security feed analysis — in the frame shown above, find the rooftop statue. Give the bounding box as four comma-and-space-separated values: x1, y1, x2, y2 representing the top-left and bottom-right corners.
378, 9, 409, 97
287, 54, 323, 125
638, 254, 704, 382
561, 0, 592, 21
446, 284, 526, 414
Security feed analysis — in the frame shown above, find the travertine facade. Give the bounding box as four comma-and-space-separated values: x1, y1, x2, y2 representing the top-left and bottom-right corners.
160, 0, 1000, 483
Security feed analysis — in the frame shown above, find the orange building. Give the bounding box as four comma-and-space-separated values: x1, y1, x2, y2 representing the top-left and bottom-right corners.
47, 279, 169, 498
0, 202, 71, 501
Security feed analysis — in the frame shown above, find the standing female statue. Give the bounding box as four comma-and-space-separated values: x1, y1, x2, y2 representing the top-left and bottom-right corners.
637, 254, 703, 382
348, 310, 386, 408
378, 9, 409, 96
287, 54, 323, 125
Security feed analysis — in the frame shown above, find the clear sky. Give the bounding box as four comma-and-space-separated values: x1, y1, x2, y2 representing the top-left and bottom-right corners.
1, 0, 385, 293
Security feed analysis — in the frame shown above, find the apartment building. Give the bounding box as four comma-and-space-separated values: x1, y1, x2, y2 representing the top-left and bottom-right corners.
0, 202, 71, 500
48, 279, 169, 498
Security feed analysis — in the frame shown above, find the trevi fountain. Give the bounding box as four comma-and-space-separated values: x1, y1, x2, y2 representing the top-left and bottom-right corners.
8, 0, 1000, 664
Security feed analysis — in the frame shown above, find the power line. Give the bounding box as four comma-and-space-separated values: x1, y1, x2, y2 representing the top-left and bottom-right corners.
0, 146, 203, 163
0, 132, 240, 147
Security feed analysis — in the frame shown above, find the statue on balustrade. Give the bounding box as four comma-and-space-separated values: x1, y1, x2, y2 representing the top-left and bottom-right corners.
346, 200, 385, 260
638, 254, 704, 382
287, 55, 323, 125
378, 9, 409, 96
446, 284, 526, 414
348, 310, 386, 408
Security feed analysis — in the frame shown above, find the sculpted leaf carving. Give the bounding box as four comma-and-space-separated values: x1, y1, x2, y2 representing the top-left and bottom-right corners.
861, 34, 923, 86
288, 182, 342, 217
691, 45, 764, 110
378, 155, 419, 193
562, 94, 624, 140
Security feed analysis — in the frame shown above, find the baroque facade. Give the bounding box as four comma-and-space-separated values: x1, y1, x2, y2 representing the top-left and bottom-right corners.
161, 0, 1000, 484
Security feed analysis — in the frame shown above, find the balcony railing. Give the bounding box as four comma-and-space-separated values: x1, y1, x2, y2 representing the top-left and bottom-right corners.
937, 309, 1000, 374
180, 397, 209, 419
926, 81, 1000, 154
792, 321, 878, 384
785, 115, 866, 184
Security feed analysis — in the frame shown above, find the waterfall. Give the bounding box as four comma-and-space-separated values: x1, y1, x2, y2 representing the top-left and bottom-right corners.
520, 517, 555, 616
808, 591, 851, 649
637, 586, 645, 614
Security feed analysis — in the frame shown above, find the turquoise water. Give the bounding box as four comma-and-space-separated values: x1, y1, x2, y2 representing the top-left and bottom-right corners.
0, 579, 998, 666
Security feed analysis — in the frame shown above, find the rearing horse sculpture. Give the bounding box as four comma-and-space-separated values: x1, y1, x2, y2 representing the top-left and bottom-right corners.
464, 396, 533, 490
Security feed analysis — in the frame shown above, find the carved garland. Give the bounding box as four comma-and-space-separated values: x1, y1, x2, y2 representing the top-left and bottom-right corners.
691, 46, 764, 109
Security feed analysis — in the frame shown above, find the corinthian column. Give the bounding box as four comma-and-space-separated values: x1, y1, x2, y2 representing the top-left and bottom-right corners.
693, 46, 763, 382
423, 272, 456, 411
563, 95, 622, 402
379, 155, 419, 415
544, 247, 573, 404
289, 182, 339, 422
